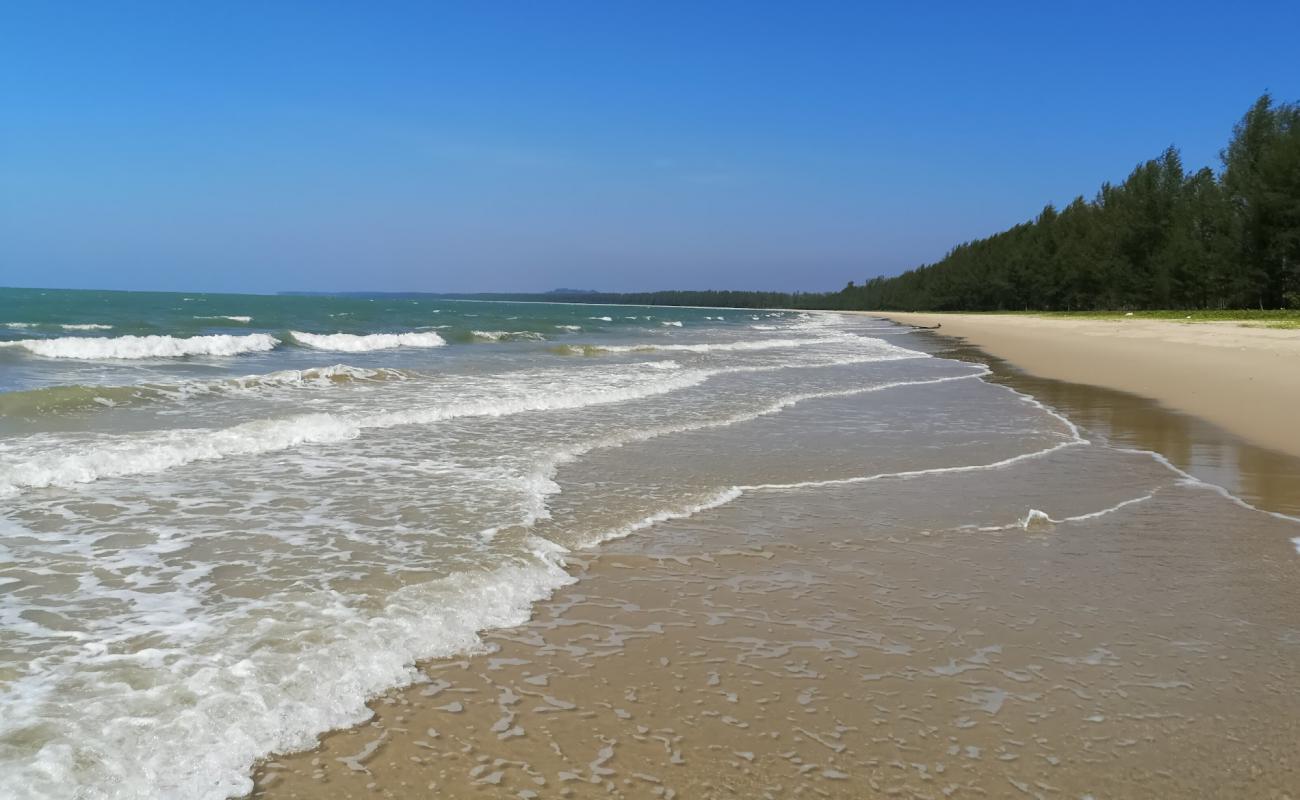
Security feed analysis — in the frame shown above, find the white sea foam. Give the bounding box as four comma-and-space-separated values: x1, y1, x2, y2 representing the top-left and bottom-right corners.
3, 322, 35, 328
661, 320, 683, 327
1, 538, 575, 800
554, 324, 582, 331
589, 316, 613, 322
195, 315, 252, 323
0, 333, 279, 359
291, 331, 447, 351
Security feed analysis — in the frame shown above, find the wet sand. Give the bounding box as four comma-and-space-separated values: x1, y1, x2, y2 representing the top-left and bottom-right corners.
250, 331, 1300, 800
869, 312, 1300, 459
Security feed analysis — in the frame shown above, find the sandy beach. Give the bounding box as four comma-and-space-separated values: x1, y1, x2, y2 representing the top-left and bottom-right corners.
250, 322, 1300, 800
868, 313, 1300, 459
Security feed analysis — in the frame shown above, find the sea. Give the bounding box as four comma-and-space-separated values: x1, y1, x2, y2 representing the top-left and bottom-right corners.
0, 286, 1297, 799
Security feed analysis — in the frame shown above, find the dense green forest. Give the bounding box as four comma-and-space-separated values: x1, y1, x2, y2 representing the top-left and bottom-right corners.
473, 95, 1300, 312
850, 94, 1300, 311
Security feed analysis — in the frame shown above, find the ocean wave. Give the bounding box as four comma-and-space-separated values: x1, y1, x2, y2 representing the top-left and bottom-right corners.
0, 365, 410, 417
554, 324, 582, 331
195, 315, 252, 323
589, 488, 744, 546
0, 413, 362, 494
0, 363, 699, 495
290, 331, 447, 351
661, 320, 683, 327
546, 344, 607, 357
5, 322, 114, 331
225, 364, 411, 388
470, 330, 546, 342
0, 333, 279, 359
598, 335, 858, 354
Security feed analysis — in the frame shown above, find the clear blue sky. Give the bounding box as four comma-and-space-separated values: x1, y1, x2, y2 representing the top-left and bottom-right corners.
2, 1, 1297, 294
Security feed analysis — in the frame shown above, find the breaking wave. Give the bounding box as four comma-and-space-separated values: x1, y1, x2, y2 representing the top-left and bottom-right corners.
470, 330, 547, 342
0, 365, 410, 416
0, 333, 279, 359
0, 363, 700, 496
290, 331, 447, 351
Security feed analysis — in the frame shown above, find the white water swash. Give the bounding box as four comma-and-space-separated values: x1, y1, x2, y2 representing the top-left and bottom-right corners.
1, 309, 1297, 800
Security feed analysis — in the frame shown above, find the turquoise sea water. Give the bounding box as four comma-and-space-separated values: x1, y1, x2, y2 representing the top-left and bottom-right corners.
0, 288, 750, 397
0, 287, 714, 346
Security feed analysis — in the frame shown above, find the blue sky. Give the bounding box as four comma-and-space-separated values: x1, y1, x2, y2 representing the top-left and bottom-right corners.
2, 1, 1297, 294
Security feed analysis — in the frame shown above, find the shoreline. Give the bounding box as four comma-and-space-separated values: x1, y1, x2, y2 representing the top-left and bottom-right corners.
861, 311, 1300, 459
250, 326, 1300, 799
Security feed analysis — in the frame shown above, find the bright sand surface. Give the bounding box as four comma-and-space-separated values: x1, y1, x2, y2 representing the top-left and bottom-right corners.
869, 312, 1300, 459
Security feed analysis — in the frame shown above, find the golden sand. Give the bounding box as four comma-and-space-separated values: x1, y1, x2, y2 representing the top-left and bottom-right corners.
869, 312, 1300, 459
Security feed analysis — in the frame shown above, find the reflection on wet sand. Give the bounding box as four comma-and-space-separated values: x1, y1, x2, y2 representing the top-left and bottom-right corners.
928, 336, 1300, 519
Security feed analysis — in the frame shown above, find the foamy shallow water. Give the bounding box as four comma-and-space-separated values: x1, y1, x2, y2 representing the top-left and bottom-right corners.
1, 293, 1296, 799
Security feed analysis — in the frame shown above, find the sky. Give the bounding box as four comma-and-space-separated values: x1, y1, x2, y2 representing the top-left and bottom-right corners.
2, 1, 1298, 295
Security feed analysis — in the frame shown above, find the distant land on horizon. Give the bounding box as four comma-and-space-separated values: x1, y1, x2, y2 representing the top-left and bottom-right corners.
277, 288, 604, 298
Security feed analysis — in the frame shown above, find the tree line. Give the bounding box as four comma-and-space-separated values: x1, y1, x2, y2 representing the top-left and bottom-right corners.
849, 94, 1299, 311
486, 95, 1299, 312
